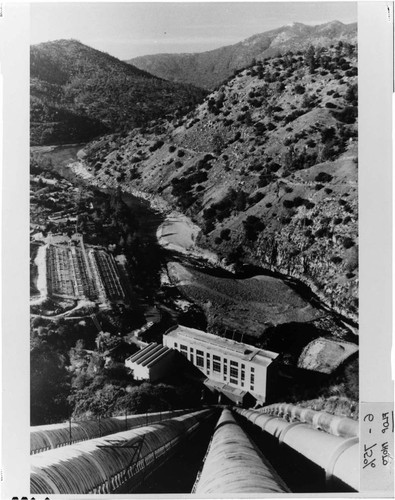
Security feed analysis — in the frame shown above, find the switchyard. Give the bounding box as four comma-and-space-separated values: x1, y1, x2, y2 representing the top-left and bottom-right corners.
41, 234, 127, 305
31, 405, 359, 494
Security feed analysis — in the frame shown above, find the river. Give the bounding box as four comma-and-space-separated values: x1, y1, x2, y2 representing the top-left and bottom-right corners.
34, 144, 357, 341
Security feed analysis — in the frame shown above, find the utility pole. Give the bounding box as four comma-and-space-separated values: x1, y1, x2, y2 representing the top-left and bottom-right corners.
69, 415, 72, 445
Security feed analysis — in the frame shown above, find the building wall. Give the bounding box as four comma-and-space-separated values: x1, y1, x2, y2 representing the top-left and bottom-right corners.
125, 360, 149, 381
125, 351, 175, 382
163, 334, 269, 402
148, 351, 175, 382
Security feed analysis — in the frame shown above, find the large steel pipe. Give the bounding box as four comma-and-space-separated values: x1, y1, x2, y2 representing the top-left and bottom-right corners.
31, 409, 213, 494
30, 408, 191, 454
236, 408, 359, 491
259, 403, 358, 438
193, 409, 289, 494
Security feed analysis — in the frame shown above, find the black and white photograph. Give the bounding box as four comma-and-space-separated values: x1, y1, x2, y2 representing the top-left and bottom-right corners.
1, 1, 393, 498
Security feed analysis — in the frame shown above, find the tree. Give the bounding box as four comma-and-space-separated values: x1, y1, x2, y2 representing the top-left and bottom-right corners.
235, 190, 247, 212
305, 45, 316, 74
345, 83, 358, 106
31, 340, 70, 425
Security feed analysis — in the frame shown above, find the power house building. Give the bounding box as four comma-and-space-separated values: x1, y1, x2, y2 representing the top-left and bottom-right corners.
163, 325, 279, 405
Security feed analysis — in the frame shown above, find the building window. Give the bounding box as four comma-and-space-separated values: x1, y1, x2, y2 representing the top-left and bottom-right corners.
230, 365, 239, 384
250, 384, 254, 391
250, 373, 255, 385
189, 353, 194, 363
213, 360, 221, 372
196, 353, 204, 368
207, 359, 210, 370
223, 359, 228, 376
213, 355, 221, 372
197, 349, 204, 356
180, 345, 188, 357
174, 343, 178, 349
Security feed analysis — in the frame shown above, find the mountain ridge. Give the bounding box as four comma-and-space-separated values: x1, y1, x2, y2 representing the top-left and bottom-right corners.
30, 39, 207, 145
127, 20, 357, 89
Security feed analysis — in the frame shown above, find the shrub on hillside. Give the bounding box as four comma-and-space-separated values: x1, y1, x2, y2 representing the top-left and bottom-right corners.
315, 171, 333, 183
315, 227, 328, 238
345, 68, 357, 77
331, 106, 357, 124
249, 191, 265, 205
342, 237, 355, 249
283, 199, 294, 209
295, 84, 306, 94
149, 140, 164, 152
220, 228, 231, 241
243, 215, 265, 241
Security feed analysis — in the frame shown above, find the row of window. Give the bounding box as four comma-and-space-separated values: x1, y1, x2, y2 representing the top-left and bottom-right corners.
174, 342, 255, 391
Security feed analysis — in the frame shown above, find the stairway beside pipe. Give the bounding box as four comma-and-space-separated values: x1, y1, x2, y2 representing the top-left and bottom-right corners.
259, 402, 358, 438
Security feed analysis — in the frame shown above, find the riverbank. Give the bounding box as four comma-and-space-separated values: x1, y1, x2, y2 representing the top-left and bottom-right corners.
34, 145, 355, 339
156, 212, 219, 263
62, 154, 355, 334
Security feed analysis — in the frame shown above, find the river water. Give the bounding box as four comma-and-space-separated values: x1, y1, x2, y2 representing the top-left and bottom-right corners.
34, 144, 356, 339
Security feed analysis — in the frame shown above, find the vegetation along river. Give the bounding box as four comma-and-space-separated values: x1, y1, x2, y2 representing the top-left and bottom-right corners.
34, 144, 357, 347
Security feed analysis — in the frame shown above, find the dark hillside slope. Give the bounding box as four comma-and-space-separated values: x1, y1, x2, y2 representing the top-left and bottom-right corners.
84, 42, 358, 324
128, 21, 357, 89
30, 39, 206, 145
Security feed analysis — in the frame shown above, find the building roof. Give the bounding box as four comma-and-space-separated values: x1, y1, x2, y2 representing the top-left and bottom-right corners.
165, 325, 278, 367
126, 342, 173, 368
204, 379, 247, 404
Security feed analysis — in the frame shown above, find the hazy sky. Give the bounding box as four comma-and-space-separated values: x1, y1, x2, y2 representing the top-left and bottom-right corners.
31, 2, 357, 60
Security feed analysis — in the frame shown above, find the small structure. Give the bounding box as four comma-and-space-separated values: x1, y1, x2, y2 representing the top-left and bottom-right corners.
125, 342, 175, 382
298, 337, 358, 374
163, 325, 279, 405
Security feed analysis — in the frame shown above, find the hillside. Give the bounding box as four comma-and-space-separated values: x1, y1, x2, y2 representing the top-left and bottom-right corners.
127, 21, 357, 89
30, 39, 206, 145
83, 41, 358, 325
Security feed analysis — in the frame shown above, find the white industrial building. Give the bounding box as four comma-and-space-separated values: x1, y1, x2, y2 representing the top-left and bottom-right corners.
163, 325, 279, 405
125, 342, 175, 382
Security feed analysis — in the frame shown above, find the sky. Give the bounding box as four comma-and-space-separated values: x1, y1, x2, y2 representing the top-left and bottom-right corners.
31, 2, 357, 60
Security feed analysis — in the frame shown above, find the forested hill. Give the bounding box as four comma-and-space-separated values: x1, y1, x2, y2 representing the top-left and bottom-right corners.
30, 39, 207, 145
85, 41, 358, 324
127, 21, 357, 90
